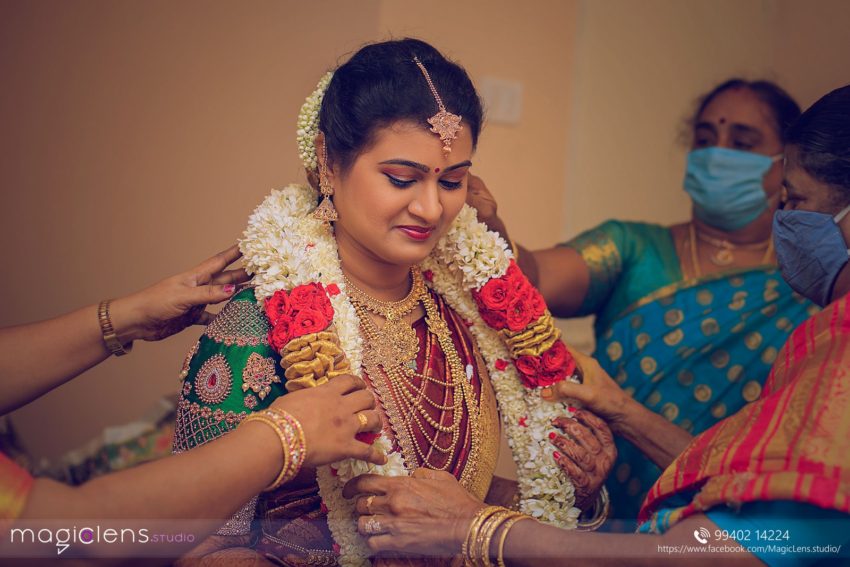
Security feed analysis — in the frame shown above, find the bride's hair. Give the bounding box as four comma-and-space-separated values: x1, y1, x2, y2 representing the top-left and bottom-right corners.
318, 38, 483, 172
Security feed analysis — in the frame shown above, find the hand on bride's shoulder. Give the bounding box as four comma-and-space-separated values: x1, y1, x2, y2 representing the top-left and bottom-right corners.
110, 244, 249, 343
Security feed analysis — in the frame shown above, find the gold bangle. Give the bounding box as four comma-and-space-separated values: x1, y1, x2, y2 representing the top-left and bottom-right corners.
264, 407, 307, 490
241, 413, 291, 491
476, 509, 514, 567
496, 514, 531, 567
97, 300, 132, 356
575, 486, 610, 532
462, 505, 503, 566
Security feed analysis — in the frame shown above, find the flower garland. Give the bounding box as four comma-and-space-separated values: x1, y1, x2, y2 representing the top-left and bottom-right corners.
296, 71, 333, 171
240, 185, 581, 566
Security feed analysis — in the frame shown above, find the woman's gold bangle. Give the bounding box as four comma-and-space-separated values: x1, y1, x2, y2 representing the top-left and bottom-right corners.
241, 408, 307, 492
462, 505, 503, 566
476, 509, 514, 567
241, 413, 292, 491
462, 505, 531, 567
264, 407, 307, 491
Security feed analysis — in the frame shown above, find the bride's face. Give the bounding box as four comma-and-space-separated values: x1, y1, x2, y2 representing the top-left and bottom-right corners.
330, 120, 473, 267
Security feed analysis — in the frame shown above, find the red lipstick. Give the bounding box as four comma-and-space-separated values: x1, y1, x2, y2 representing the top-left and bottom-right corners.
397, 225, 434, 241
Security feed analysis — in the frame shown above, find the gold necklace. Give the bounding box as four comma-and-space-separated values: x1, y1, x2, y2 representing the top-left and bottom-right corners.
353, 289, 478, 471
343, 267, 426, 367
354, 298, 463, 463
688, 222, 774, 277
694, 226, 773, 266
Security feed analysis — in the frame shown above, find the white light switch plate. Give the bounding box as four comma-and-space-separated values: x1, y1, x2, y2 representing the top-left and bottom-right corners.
478, 76, 523, 125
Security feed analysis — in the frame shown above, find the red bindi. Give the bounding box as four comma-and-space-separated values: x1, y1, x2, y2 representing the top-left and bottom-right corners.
434, 167, 440, 173
719, 117, 726, 124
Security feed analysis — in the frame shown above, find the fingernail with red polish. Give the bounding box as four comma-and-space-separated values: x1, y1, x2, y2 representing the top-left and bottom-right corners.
553, 451, 561, 460
224, 284, 236, 294
548, 432, 557, 441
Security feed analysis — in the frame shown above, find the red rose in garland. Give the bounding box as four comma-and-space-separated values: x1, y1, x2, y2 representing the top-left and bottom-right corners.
505, 295, 535, 332
289, 282, 335, 321
292, 307, 330, 336
476, 277, 512, 312
265, 284, 337, 351
269, 317, 293, 352
265, 290, 291, 326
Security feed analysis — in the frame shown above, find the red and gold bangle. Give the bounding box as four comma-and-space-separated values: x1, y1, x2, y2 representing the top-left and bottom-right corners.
264, 407, 307, 490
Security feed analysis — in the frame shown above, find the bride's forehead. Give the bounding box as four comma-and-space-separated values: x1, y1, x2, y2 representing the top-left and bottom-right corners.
358, 120, 473, 162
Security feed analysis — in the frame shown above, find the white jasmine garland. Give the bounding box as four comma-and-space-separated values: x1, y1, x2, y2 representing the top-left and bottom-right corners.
297, 71, 333, 171
240, 185, 579, 566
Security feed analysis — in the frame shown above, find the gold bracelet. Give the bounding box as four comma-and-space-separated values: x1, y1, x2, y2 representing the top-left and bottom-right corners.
462, 505, 503, 566
496, 514, 531, 567
475, 508, 515, 567
264, 407, 307, 490
575, 486, 610, 532
97, 300, 132, 356
241, 413, 291, 491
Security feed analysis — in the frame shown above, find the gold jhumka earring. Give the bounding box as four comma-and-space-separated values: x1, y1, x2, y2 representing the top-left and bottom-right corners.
313, 140, 338, 222
413, 56, 463, 155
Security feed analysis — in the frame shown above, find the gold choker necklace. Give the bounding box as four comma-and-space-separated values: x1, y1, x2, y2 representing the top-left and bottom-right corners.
342, 268, 427, 366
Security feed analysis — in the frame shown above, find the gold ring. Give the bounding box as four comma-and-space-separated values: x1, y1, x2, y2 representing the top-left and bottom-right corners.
364, 517, 383, 535
357, 412, 369, 431
365, 495, 375, 514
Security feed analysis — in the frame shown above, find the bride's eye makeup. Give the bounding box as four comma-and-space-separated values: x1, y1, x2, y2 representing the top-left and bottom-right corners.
382, 168, 417, 188
379, 160, 472, 190
439, 173, 466, 190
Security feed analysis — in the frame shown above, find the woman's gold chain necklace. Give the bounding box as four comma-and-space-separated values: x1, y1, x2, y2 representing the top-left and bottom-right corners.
345, 267, 477, 470
689, 222, 774, 277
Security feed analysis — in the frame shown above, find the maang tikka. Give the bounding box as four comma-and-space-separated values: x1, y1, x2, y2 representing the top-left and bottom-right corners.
312, 140, 338, 222
413, 56, 462, 155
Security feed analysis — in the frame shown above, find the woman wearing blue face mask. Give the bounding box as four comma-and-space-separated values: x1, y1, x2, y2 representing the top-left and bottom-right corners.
469, 79, 816, 524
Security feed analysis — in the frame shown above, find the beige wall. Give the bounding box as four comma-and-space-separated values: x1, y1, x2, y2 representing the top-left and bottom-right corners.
1, 0, 579, 466
0, 0, 383, 459
774, 0, 850, 107
1, 0, 847, 473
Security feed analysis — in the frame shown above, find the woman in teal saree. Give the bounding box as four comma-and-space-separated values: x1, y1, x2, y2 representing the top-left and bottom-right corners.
471, 78, 815, 520
567, 219, 813, 519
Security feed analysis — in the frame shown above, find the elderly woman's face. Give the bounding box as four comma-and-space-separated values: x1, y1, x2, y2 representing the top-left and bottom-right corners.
330, 121, 473, 268
783, 146, 847, 218
692, 87, 785, 200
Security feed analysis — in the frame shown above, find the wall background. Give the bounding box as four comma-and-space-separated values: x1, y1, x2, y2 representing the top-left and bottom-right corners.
1, 0, 848, 479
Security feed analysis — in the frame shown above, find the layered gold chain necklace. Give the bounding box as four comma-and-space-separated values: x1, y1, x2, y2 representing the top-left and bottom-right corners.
343, 267, 479, 472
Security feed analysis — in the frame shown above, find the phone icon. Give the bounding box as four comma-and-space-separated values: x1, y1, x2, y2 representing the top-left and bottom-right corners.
693, 528, 710, 544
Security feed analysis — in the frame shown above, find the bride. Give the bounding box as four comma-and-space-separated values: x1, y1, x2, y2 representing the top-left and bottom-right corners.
173, 38, 615, 566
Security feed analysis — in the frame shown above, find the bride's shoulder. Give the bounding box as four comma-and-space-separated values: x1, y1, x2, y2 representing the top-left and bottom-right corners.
202, 287, 271, 346
173, 285, 283, 453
